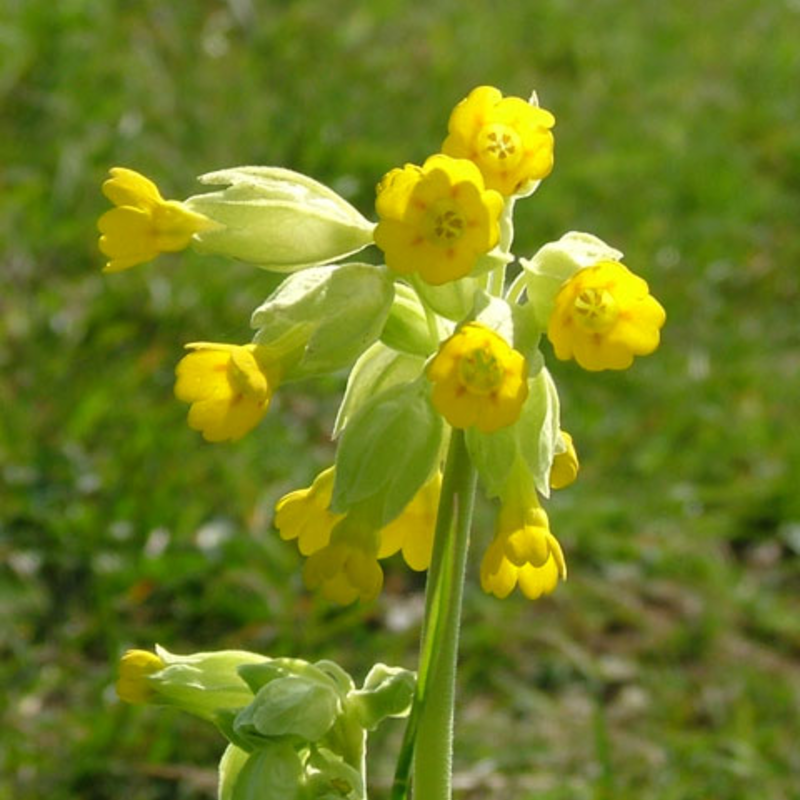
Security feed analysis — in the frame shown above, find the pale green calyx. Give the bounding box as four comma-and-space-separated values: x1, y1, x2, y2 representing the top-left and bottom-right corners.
147, 645, 268, 722
520, 231, 624, 329
331, 378, 443, 525
333, 342, 426, 437
379, 282, 439, 357
185, 166, 375, 272
347, 664, 416, 731
466, 366, 561, 499
251, 263, 394, 380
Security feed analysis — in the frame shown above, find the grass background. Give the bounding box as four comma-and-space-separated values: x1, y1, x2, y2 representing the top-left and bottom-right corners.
2, 0, 800, 798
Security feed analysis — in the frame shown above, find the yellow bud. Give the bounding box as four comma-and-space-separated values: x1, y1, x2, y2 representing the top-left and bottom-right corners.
116, 649, 166, 704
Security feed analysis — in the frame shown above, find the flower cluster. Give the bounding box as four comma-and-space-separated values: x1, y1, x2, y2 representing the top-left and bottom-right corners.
116, 646, 416, 800
98, 85, 665, 605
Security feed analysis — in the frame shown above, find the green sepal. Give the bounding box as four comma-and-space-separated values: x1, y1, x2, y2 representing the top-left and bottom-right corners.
219, 744, 251, 800
411, 274, 478, 320
519, 231, 624, 328
146, 646, 266, 722
303, 747, 366, 800
347, 664, 416, 731
186, 166, 374, 273
467, 367, 561, 499
251, 263, 394, 381
234, 676, 341, 743
331, 378, 443, 526
516, 366, 561, 497
229, 742, 303, 800
379, 281, 438, 357
333, 342, 425, 437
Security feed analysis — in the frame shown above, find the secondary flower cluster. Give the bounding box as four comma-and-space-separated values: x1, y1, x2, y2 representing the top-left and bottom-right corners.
98, 85, 665, 604
116, 646, 415, 800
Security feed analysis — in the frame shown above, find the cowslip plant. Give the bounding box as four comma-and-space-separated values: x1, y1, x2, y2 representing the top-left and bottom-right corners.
101, 85, 665, 800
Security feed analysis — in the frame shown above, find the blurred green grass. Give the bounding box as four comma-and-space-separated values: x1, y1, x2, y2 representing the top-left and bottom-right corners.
2, 0, 800, 798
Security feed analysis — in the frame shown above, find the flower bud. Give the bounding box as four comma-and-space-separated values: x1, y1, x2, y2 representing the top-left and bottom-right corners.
185, 166, 375, 272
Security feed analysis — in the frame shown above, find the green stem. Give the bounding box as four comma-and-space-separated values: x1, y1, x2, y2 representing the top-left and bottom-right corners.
391, 430, 477, 800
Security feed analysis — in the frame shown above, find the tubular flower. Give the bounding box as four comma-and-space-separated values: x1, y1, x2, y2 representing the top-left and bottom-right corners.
174, 342, 277, 442
274, 467, 343, 556
480, 496, 566, 601
547, 261, 666, 371
377, 471, 442, 571
116, 649, 166, 704
98, 167, 216, 272
550, 431, 579, 490
374, 154, 504, 286
427, 322, 528, 433
303, 521, 384, 605
442, 85, 556, 197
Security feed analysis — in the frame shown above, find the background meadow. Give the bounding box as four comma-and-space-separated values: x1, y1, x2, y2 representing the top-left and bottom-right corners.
2, 0, 800, 798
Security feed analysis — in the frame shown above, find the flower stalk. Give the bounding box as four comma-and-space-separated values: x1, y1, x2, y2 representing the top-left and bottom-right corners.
393, 429, 477, 800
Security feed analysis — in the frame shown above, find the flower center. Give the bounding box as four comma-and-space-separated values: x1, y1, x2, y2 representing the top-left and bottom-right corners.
478, 123, 523, 170
572, 287, 619, 332
458, 346, 504, 394
424, 199, 466, 247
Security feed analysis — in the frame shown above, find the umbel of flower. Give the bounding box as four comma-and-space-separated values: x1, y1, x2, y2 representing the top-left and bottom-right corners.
547, 260, 666, 371
374, 154, 504, 285
427, 321, 528, 433
275, 467, 441, 602
442, 85, 556, 197
98, 168, 217, 272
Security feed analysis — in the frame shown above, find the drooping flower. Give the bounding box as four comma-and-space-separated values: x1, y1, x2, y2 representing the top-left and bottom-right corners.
547, 261, 666, 371
275, 468, 442, 580
374, 154, 503, 286
427, 322, 528, 433
480, 485, 566, 601
274, 467, 343, 556
116, 649, 166, 704
377, 471, 441, 571
550, 431, 579, 490
174, 342, 278, 442
303, 531, 384, 606
98, 167, 216, 272
442, 85, 555, 197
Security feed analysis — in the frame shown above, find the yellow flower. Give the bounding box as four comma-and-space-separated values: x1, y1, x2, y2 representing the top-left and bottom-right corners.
98, 167, 215, 273
427, 322, 528, 433
174, 342, 277, 442
374, 154, 503, 286
116, 649, 166, 704
303, 536, 384, 605
274, 467, 343, 556
480, 495, 566, 601
550, 431, 579, 490
442, 86, 556, 197
547, 261, 666, 371
275, 468, 441, 581
377, 471, 441, 571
